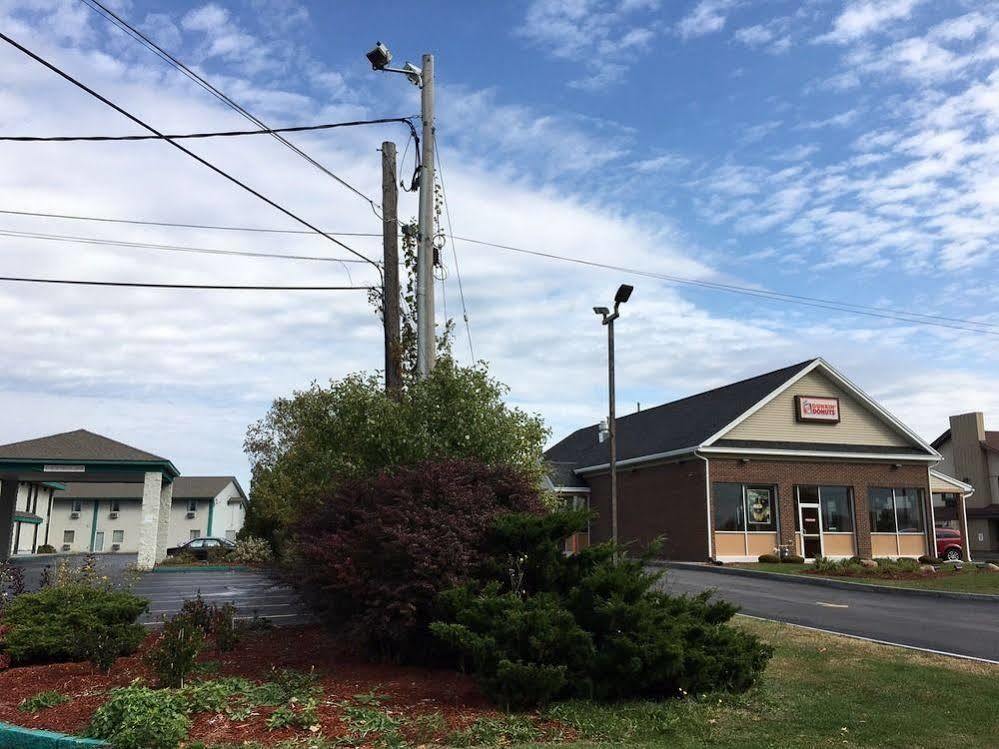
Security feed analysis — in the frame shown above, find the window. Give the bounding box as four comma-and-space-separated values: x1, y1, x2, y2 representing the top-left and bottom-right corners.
869, 488, 925, 534
188, 538, 204, 548
225, 530, 237, 541
110, 500, 120, 512
112, 530, 124, 543
820, 487, 854, 532
187, 500, 198, 513
63, 530, 75, 544
190, 529, 201, 540
932, 492, 959, 510
71, 500, 82, 513
713, 483, 777, 532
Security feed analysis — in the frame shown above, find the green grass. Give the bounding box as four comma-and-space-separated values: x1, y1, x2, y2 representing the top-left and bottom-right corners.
527, 617, 999, 749
736, 562, 999, 593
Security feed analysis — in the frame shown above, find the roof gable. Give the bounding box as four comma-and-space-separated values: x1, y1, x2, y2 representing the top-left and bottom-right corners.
0, 429, 169, 463
545, 359, 816, 470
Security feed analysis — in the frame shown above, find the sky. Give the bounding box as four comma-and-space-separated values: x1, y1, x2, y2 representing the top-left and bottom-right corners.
0, 0, 998, 488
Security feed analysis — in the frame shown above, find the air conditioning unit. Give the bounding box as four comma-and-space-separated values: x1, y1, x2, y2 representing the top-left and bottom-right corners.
111, 544, 121, 552
186, 511, 196, 519
109, 511, 119, 519
70, 512, 80, 519
61, 544, 71, 551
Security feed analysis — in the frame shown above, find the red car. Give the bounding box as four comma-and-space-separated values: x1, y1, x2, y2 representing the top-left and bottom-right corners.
935, 528, 964, 561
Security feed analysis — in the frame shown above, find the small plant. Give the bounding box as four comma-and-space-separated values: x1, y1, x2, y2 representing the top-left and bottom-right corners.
35, 544, 56, 554
146, 613, 205, 688
212, 602, 239, 653
160, 551, 198, 566
919, 555, 943, 565
18, 690, 70, 712
231, 536, 275, 565
266, 697, 320, 731
336, 694, 403, 746
783, 554, 805, 564
87, 685, 190, 749
445, 715, 540, 747
757, 553, 780, 563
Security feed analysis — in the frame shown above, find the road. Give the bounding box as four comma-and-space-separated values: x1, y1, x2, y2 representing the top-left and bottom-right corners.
657, 566, 999, 662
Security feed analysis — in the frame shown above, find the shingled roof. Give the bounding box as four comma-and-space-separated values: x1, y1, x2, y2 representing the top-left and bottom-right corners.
58, 476, 244, 501
545, 359, 816, 471
0, 429, 169, 463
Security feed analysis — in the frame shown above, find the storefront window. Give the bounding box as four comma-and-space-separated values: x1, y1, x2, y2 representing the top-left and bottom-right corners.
869, 488, 925, 534
713, 484, 777, 532
713, 483, 744, 531
821, 487, 854, 532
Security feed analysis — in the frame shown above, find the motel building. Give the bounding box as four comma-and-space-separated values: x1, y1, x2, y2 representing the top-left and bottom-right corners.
546, 358, 973, 563
0, 429, 245, 568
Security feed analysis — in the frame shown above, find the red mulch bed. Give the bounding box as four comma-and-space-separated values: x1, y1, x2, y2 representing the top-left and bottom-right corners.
0, 625, 554, 746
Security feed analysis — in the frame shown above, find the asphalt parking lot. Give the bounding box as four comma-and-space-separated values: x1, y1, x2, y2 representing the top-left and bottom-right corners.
10, 553, 313, 628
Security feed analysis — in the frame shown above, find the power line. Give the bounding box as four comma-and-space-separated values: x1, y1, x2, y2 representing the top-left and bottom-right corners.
451, 236, 999, 337
0, 228, 375, 264
0, 276, 372, 290
0, 117, 418, 142
0, 209, 381, 237
0, 32, 379, 274
5, 205, 996, 336
434, 139, 474, 360
78, 0, 381, 215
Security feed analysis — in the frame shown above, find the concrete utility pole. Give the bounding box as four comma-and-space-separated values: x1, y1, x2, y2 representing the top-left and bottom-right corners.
381, 141, 402, 396
416, 53, 436, 379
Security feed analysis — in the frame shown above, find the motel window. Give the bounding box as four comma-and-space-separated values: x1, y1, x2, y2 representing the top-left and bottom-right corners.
71, 500, 82, 513
713, 483, 777, 532
225, 530, 237, 541
63, 530, 74, 544
188, 500, 198, 513
112, 530, 124, 543
110, 500, 120, 512
190, 529, 201, 540
869, 488, 925, 534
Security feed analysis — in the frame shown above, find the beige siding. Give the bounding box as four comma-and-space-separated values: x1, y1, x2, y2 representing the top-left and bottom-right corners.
723, 370, 914, 447
169, 499, 210, 547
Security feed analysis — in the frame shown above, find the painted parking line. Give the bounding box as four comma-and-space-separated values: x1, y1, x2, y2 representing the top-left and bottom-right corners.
816, 602, 850, 608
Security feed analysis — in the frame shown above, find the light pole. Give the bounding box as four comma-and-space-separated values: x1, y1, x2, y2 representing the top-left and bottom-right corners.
594, 284, 633, 550
366, 41, 436, 379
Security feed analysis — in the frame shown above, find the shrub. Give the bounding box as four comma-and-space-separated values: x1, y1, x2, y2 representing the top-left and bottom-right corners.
291, 458, 545, 661
231, 536, 274, 565
783, 555, 805, 564
432, 511, 773, 708
757, 553, 780, 563
919, 555, 943, 565
35, 544, 56, 554
175, 595, 239, 654
160, 551, 198, 566
205, 545, 232, 564
2, 584, 147, 665
18, 690, 70, 712
146, 613, 205, 688
87, 685, 190, 749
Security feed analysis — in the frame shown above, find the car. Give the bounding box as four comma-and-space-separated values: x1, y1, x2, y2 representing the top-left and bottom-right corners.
166, 536, 236, 560
934, 527, 964, 561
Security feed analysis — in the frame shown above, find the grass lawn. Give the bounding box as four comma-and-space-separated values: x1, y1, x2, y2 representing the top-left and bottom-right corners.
526, 616, 999, 749
733, 562, 999, 594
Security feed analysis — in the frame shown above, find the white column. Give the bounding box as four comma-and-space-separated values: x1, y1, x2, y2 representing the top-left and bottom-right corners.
137, 471, 163, 570
156, 480, 173, 563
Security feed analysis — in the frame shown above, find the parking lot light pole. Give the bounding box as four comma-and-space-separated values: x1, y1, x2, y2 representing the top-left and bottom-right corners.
593, 284, 634, 551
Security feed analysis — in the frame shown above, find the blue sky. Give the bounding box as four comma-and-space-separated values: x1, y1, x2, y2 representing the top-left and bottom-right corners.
0, 0, 997, 487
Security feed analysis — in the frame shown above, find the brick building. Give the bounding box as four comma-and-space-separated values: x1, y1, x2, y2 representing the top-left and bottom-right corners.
546, 358, 958, 563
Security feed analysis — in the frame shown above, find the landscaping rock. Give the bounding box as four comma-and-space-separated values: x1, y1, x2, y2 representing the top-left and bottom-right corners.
859, 559, 878, 569
984, 563, 999, 572
918, 564, 935, 574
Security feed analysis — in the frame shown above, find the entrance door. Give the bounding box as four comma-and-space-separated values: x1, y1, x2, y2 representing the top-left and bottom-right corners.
799, 504, 822, 559
93, 531, 105, 553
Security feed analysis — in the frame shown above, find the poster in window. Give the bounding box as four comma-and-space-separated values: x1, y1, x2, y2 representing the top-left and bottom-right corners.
747, 488, 772, 526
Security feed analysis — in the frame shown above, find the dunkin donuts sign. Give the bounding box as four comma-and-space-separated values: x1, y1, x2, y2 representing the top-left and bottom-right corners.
794, 395, 840, 424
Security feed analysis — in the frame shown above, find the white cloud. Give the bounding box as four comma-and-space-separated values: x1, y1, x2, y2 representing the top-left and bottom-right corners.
817, 0, 926, 44
676, 0, 734, 40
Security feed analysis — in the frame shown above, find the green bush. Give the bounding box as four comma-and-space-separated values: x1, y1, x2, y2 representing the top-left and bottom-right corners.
783, 555, 805, 564
432, 511, 773, 708
18, 690, 70, 712
146, 614, 205, 688
35, 544, 56, 554
918, 555, 943, 565
2, 584, 147, 665
231, 537, 274, 565
757, 553, 780, 563
87, 685, 190, 749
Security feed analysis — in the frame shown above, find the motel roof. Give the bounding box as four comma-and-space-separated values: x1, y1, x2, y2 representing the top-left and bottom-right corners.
58, 476, 245, 501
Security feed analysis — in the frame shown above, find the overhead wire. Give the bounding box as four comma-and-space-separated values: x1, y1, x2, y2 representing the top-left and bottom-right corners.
434, 139, 474, 359
0, 276, 372, 290
0, 117, 419, 143
3, 206, 996, 337
77, 0, 383, 217
0, 228, 375, 264
0, 32, 380, 282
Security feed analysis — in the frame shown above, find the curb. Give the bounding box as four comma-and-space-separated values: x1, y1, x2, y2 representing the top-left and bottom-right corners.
652, 560, 999, 603
151, 565, 253, 573
0, 722, 107, 749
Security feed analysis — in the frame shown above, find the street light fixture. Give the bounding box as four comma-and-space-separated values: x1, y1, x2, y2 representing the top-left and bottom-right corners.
594, 284, 634, 552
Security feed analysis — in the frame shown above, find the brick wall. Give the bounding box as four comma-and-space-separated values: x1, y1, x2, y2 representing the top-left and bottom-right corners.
586, 459, 709, 560
709, 458, 932, 558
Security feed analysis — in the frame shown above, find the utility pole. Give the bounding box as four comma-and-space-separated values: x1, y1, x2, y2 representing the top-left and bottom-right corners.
381, 140, 402, 396
416, 53, 436, 379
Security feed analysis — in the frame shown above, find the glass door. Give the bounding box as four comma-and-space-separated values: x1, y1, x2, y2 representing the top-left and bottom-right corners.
92, 530, 105, 553
798, 504, 822, 559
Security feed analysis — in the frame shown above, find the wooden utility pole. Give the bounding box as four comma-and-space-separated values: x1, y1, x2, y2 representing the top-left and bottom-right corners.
382, 141, 402, 396
416, 53, 436, 379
